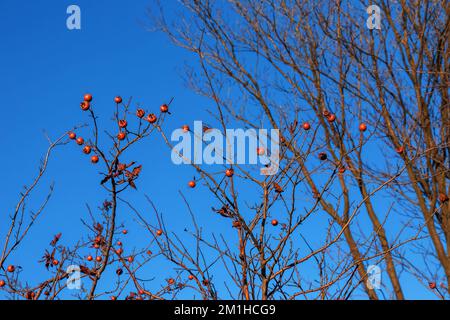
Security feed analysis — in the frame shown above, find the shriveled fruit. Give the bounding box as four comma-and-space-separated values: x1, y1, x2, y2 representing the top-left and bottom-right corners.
160, 104, 169, 113
318, 152, 327, 161
118, 120, 127, 128
83, 145, 92, 154
80, 101, 90, 111
147, 114, 157, 123
136, 109, 145, 118
117, 132, 126, 141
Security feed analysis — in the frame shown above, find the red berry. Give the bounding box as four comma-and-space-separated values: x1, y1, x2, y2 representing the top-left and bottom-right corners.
182, 125, 190, 132
147, 114, 157, 123
83, 145, 92, 154
52, 259, 59, 266
127, 256, 134, 263
167, 278, 175, 285
84, 94, 93, 102
303, 122, 311, 131
122, 229, 128, 235
117, 132, 126, 141
188, 275, 194, 281
114, 96, 123, 104
160, 104, 169, 113
76, 137, 84, 145
118, 120, 127, 128
80, 101, 90, 111
115, 248, 123, 255
188, 180, 196, 188
257, 147, 265, 155
0, 280, 5, 287
87, 255, 93, 262
91, 155, 99, 164
68, 132, 76, 140
429, 282, 437, 289
327, 114, 336, 122
396, 146, 405, 154
110, 296, 117, 301
116, 268, 123, 275
271, 219, 279, 226
156, 229, 163, 236
117, 241, 122, 246
359, 123, 367, 132
225, 169, 234, 177
96, 256, 102, 262
136, 109, 145, 118
7, 265, 15, 273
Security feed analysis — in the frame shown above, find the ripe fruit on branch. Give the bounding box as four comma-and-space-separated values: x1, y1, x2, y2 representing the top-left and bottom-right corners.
117, 132, 126, 141
84, 94, 93, 102
76, 137, 84, 145
115, 248, 123, 255
167, 278, 175, 285
302, 122, 311, 131
136, 109, 145, 118
147, 114, 157, 123
396, 146, 405, 154
160, 104, 169, 113
83, 145, 92, 154
271, 219, 279, 226
91, 155, 99, 164
68, 132, 76, 140
318, 152, 327, 161
232, 220, 242, 228
110, 296, 117, 301
429, 282, 437, 289
52, 259, 59, 266
359, 123, 367, 132
182, 125, 190, 132
225, 169, 234, 177
127, 256, 134, 263
188, 275, 194, 281
114, 96, 123, 104
7, 265, 15, 273
156, 229, 163, 236
117, 241, 122, 246
122, 229, 128, 235
338, 166, 346, 174
188, 180, 196, 188
87, 255, 93, 262
147, 250, 152, 255
118, 120, 127, 128
80, 101, 90, 111
327, 114, 336, 122
0, 280, 5, 287
96, 256, 102, 262
257, 147, 265, 155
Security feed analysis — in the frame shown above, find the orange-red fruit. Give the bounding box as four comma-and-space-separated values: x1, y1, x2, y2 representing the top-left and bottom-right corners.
147, 250, 152, 255
83, 145, 92, 154
122, 229, 128, 235
359, 123, 367, 132
7, 265, 15, 273
303, 122, 311, 131
338, 166, 346, 174
136, 109, 145, 118
182, 125, 190, 132
117, 132, 126, 141
84, 94, 93, 102
147, 114, 157, 123
118, 120, 127, 128
167, 278, 175, 285
225, 169, 234, 177
91, 155, 99, 164
115, 248, 123, 255
69, 132, 76, 140
52, 259, 59, 266
110, 296, 117, 301
87, 255, 93, 262
96, 256, 102, 262
188, 180, 196, 188
156, 229, 163, 236
327, 114, 336, 122
257, 147, 265, 155
160, 104, 169, 113
80, 101, 90, 111
271, 219, 279, 226
117, 241, 122, 246
127, 256, 134, 263
396, 146, 405, 154
429, 282, 437, 289
114, 96, 123, 104
188, 275, 194, 281
76, 137, 84, 145
0, 280, 5, 287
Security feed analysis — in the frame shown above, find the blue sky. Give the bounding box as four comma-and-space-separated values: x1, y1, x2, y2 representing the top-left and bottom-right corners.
0, 0, 438, 299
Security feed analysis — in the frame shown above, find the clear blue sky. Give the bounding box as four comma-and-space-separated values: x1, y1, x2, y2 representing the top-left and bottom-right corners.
0, 0, 436, 299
